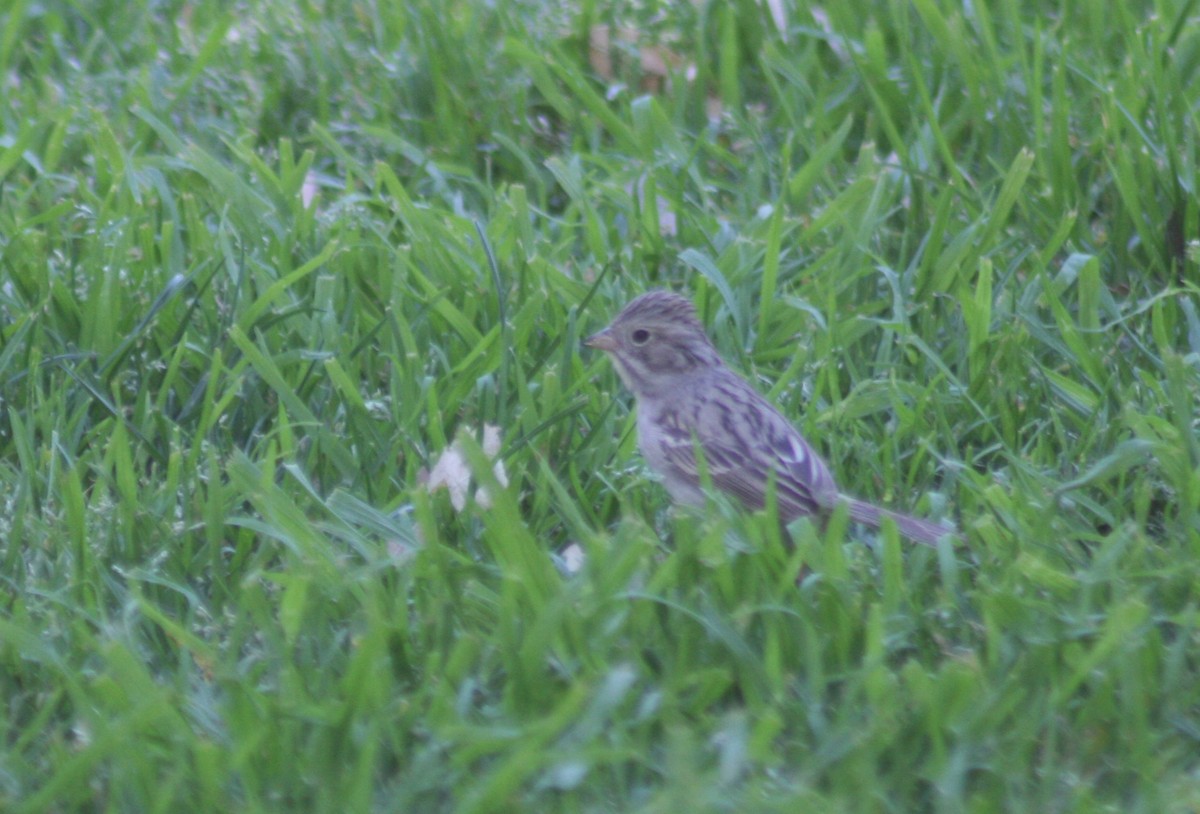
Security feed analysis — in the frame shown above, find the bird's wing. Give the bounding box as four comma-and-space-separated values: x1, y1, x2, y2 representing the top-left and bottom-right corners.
652, 377, 836, 520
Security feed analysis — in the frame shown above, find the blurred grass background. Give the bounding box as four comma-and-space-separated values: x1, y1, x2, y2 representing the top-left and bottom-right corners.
2, 0, 1199, 810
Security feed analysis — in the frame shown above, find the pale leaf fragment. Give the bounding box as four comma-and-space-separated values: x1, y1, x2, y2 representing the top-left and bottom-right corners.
426, 444, 471, 511
426, 424, 508, 513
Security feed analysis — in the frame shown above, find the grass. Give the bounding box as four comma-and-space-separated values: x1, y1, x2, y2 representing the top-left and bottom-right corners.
2, 0, 1199, 810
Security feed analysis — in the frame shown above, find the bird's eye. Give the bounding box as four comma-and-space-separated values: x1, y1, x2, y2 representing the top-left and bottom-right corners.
631, 328, 651, 345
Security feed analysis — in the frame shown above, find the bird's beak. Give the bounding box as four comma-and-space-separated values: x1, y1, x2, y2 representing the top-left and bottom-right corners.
583, 329, 617, 352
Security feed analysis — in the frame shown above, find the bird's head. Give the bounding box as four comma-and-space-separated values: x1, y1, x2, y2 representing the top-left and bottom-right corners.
584, 290, 723, 398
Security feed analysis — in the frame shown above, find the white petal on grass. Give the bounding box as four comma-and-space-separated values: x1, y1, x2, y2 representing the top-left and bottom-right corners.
301, 170, 319, 208
626, 177, 678, 237
475, 459, 508, 509
482, 424, 502, 457
427, 445, 471, 511
810, 7, 852, 61
762, 0, 787, 39
427, 424, 507, 513
561, 543, 586, 574
474, 424, 508, 508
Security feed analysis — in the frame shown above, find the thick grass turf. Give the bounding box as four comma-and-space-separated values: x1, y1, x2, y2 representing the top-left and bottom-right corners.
2, 1, 1199, 811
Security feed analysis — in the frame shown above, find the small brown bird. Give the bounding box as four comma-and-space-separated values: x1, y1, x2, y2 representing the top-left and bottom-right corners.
585, 290, 955, 546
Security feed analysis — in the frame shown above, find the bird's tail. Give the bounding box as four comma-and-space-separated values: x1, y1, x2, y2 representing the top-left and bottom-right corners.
844, 498, 956, 547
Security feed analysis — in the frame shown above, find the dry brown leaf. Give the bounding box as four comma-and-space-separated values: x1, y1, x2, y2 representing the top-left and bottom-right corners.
588, 24, 614, 81
588, 24, 693, 94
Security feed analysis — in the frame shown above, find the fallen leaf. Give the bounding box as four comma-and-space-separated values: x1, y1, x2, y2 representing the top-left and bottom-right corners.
587, 24, 692, 95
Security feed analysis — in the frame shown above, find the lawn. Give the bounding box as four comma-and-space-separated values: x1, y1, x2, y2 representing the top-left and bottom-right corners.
2, 0, 1199, 811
